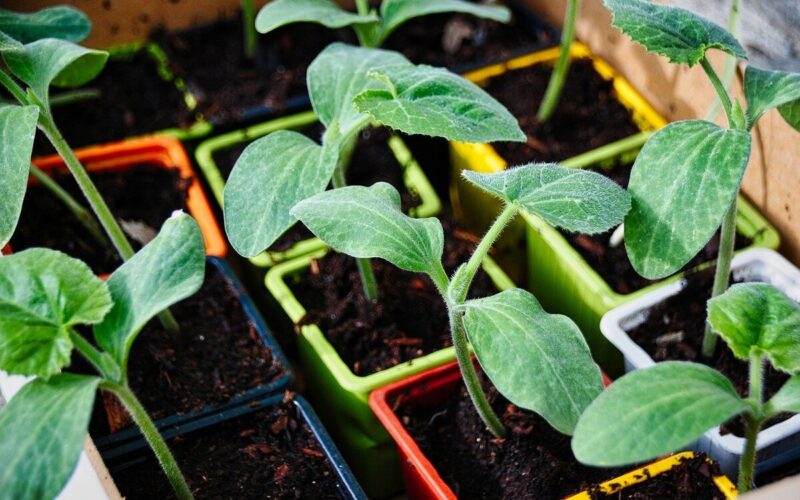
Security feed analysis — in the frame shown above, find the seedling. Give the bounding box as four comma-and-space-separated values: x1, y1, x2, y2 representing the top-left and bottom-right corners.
224, 42, 524, 301
604, 0, 800, 357
0, 212, 204, 500
256, 0, 510, 49
535, 0, 578, 122
573, 282, 800, 492
291, 162, 629, 437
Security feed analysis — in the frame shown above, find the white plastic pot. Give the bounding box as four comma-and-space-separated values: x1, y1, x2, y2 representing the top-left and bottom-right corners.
600, 248, 800, 479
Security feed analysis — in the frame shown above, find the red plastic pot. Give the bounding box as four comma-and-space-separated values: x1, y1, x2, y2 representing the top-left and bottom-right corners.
369, 360, 612, 499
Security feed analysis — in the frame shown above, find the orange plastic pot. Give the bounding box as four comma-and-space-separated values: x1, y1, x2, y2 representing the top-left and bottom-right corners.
31, 136, 227, 259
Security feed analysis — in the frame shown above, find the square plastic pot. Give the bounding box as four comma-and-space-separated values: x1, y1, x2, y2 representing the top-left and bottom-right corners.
101, 393, 366, 500
195, 110, 441, 268
92, 257, 292, 452
601, 247, 800, 479
264, 248, 514, 497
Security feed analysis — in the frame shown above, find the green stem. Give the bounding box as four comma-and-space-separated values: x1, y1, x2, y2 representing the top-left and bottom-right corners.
242, 0, 256, 60
68, 329, 119, 381
701, 57, 735, 127
29, 164, 109, 247
702, 196, 738, 357
0, 68, 28, 104
355, 0, 369, 15
49, 88, 101, 107
749, 351, 763, 405
536, 0, 578, 122
738, 352, 763, 492
705, 0, 741, 121
107, 382, 194, 500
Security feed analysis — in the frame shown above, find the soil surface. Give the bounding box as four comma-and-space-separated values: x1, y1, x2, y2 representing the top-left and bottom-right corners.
10, 164, 189, 275
628, 268, 791, 435
292, 214, 494, 375
33, 50, 193, 155
561, 163, 753, 294
490, 59, 640, 165
111, 396, 344, 499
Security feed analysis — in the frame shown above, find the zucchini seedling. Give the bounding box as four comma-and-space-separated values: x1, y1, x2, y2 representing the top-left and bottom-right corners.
291, 163, 630, 437
0, 212, 204, 500
573, 282, 800, 492
603, 0, 800, 357
224, 42, 523, 302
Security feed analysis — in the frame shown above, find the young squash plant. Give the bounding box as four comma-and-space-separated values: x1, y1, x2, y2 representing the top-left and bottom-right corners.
291, 163, 630, 437
573, 282, 800, 492
0, 212, 204, 500
224, 42, 523, 301
604, 0, 800, 357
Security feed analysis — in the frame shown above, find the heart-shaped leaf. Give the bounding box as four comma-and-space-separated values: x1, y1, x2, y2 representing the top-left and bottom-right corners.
224, 130, 339, 257
0, 6, 91, 44
0, 374, 100, 500
744, 66, 800, 130
461, 288, 603, 435
291, 182, 444, 277
255, 0, 378, 34
0, 249, 111, 377
708, 283, 800, 374
94, 212, 205, 368
625, 120, 751, 279
463, 163, 630, 234
603, 0, 746, 66
0, 104, 39, 248
572, 361, 748, 466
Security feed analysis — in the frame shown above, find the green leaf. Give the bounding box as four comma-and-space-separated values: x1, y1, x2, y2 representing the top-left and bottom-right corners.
463, 163, 631, 234
744, 66, 800, 130
0, 104, 39, 248
375, 0, 510, 45
572, 361, 748, 466
0, 374, 100, 500
708, 283, 800, 373
308, 43, 410, 135
94, 212, 205, 368
224, 130, 339, 257
0, 249, 111, 377
603, 0, 746, 66
0, 30, 22, 50
625, 120, 751, 279
767, 375, 800, 415
2, 38, 108, 108
255, 0, 378, 34
0, 6, 91, 44
462, 288, 604, 435
291, 182, 444, 276
354, 63, 525, 143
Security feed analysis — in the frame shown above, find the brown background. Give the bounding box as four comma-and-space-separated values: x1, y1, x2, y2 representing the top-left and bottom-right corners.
6, 0, 799, 264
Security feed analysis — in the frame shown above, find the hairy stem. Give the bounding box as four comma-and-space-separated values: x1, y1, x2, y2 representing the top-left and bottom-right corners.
739, 352, 763, 492
49, 88, 101, 107
701, 57, 735, 127
0, 68, 28, 103
702, 196, 738, 357
107, 382, 194, 500
705, 0, 741, 121
355, 0, 369, 15
242, 0, 256, 60
69, 329, 119, 381
536, 0, 578, 122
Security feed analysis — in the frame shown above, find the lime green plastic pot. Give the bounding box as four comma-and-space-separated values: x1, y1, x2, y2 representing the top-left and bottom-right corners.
265, 248, 514, 497
195, 110, 442, 269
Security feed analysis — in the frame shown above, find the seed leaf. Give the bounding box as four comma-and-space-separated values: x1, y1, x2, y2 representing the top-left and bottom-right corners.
0, 104, 39, 248
0, 6, 91, 44
0, 249, 111, 377
2, 38, 107, 108
94, 213, 205, 368
291, 182, 444, 276
625, 120, 751, 279
744, 66, 800, 130
224, 130, 339, 257
572, 361, 748, 466
603, 0, 746, 66
768, 375, 800, 415
255, 0, 378, 34
355, 63, 524, 143
708, 283, 800, 373
462, 288, 603, 435
463, 164, 630, 234
0, 374, 100, 500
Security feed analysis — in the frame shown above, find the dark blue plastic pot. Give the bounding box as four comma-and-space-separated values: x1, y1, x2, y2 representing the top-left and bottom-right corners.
93, 257, 292, 451
103, 393, 367, 500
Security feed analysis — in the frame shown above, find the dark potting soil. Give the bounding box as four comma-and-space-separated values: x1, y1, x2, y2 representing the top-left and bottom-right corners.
292, 214, 495, 376
32, 50, 193, 156
489, 59, 640, 165
589, 453, 726, 499
111, 396, 344, 499
560, 163, 753, 294
10, 165, 189, 275
628, 268, 791, 436
152, 15, 341, 124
